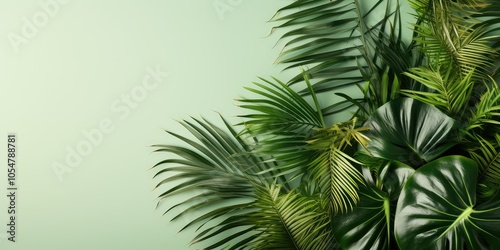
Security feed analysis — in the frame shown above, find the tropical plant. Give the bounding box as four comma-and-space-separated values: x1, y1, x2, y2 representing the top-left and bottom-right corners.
151, 0, 500, 249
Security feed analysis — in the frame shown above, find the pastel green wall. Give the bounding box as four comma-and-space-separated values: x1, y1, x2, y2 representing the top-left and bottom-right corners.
0, 1, 289, 249
0, 1, 415, 249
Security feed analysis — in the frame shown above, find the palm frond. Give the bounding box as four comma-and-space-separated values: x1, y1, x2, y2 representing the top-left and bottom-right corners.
153, 115, 338, 249
272, 0, 421, 116
271, 0, 362, 90
152, 116, 268, 249
409, 0, 499, 79
236, 76, 324, 184
249, 183, 337, 250
401, 66, 475, 117
306, 118, 370, 214
465, 83, 500, 135
469, 134, 500, 199
473, 0, 500, 80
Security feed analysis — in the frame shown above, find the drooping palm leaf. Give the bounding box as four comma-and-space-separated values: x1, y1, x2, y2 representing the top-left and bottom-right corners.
236, 76, 324, 183
271, 0, 414, 116
152, 116, 268, 249
271, 0, 364, 89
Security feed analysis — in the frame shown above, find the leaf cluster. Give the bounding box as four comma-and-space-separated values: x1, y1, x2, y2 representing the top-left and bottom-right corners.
151, 0, 500, 249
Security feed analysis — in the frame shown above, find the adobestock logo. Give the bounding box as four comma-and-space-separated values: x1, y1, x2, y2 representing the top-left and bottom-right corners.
7, 0, 71, 53
213, 0, 243, 21
51, 65, 169, 183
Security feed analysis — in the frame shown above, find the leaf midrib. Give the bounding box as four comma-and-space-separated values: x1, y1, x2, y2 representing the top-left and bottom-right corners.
436, 206, 474, 241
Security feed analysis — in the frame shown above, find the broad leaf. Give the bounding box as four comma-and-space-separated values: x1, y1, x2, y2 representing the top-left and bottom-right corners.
364, 98, 458, 167
395, 155, 500, 249
332, 161, 414, 250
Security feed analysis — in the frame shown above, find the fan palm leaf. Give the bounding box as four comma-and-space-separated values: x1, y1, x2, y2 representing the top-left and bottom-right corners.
153, 116, 338, 249
152, 116, 271, 249
236, 76, 324, 183
271, 0, 415, 116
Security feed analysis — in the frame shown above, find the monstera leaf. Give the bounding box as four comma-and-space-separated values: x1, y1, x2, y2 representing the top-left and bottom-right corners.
332, 161, 414, 250
395, 155, 500, 249
364, 98, 458, 167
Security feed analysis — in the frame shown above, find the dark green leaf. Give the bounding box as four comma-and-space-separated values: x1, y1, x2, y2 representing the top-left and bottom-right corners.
333, 161, 414, 250
395, 155, 500, 249
364, 98, 458, 167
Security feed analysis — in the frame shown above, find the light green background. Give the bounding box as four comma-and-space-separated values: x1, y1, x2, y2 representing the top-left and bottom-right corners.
0, 1, 417, 249
0, 1, 291, 249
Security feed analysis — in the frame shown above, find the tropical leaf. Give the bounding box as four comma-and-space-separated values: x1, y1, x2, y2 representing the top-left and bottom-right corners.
271, 0, 417, 116
306, 118, 370, 214
237, 76, 325, 134
152, 116, 269, 249
465, 83, 500, 134
332, 161, 414, 250
409, 0, 499, 79
236, 75, 324, 184
249, 183, 337, 250
394, 155, 500, 249
469, 134, 500, 199
271, 0, 364, 89
401, 66, 475, 118
475, 0, 500, 70
363, 98, 458, 167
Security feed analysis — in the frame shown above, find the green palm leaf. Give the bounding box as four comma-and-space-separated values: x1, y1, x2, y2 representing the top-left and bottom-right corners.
465, 84, 500, 135
401, 66, 475, 117
469, 134, 500, 199
152, 116, 270, 249
271, 0, 415, 115
236, 76, 324, 183
249, 183, 336, 250
307, 118, 370, 214
237, 75, 370, 214
409, 0, 499, 79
